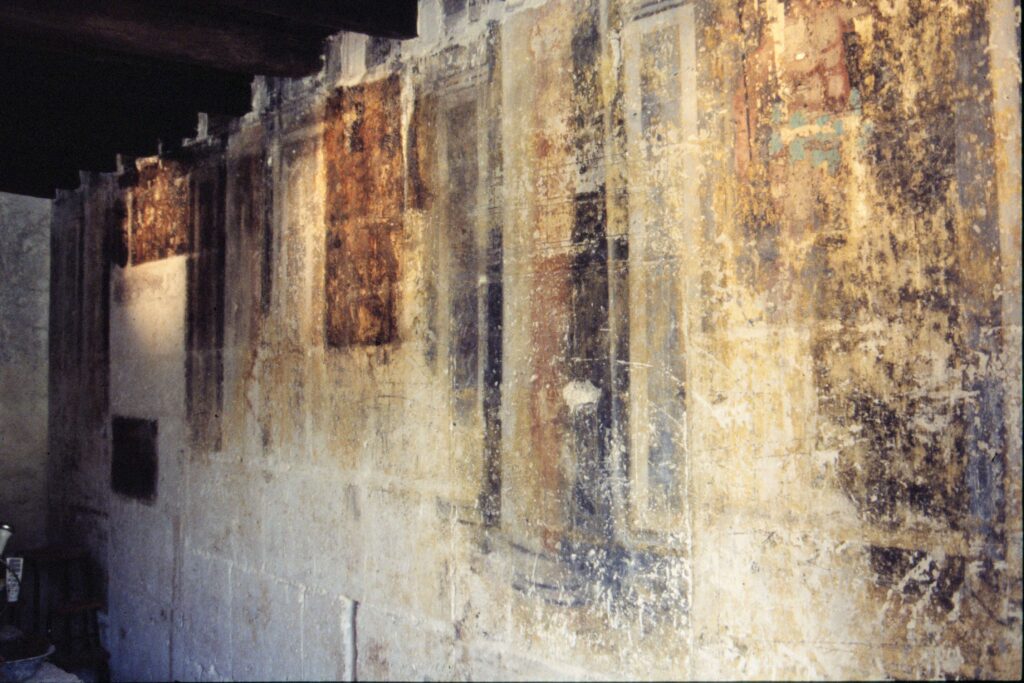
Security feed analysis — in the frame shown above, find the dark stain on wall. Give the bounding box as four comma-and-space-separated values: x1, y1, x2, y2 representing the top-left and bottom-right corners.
232, 152, 274, 344
865, 91, 956, 216
408, 93, 437, 212
443, 0, 467, 18
48, 195, 81, 484
568, 189, 613, 540
108, 198, 129, 269
835, 391, 969, 530
366, 37, 396, 69
858, 0, 971, 217
567, 1, 614, 542
259, 153, 274, 319
186, 151, 227, 452
950, 3, 1006, 574
481, 23, 504, 528
130, 159, 190, 264
869, 545, 965, 613
842, 30, 864, 94
324, 76, 404, 348
844, 3, 1002, 531
409, 91, 440, 367
789, 5, 1012, 639
75, 190, 88, 438
481, 223, 503, 526
64, 179, 116, 487
732, 0, 781, 298
610, 235, 631, 503
570, 0, 603, 177
446, 100, 480, 408
96, 191, 118, 370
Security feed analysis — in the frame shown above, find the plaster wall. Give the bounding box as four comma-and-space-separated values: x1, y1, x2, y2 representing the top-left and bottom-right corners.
49, 0, 1021, 679
1, 191, 50, 549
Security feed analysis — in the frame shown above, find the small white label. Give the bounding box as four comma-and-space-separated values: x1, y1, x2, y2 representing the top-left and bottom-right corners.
5, 557, 23, 602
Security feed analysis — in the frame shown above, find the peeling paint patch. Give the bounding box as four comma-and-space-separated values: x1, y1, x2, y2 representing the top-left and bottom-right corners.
129, 158, 190, 264
324, 75, 404, 348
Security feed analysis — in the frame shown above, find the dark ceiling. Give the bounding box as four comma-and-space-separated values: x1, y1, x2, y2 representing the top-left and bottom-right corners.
0, 0, 418, 198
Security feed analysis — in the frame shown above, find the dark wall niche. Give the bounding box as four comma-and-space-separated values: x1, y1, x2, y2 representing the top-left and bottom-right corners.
111, 416, 158, 503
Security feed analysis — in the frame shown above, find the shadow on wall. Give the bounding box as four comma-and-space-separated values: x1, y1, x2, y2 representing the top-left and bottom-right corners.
1, 192, 51, 551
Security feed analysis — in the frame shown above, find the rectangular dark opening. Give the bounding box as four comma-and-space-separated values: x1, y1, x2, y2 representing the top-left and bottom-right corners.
111, 416, 158, 503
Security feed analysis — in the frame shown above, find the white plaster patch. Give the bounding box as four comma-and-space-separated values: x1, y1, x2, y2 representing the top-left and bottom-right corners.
562, 380, 600, 411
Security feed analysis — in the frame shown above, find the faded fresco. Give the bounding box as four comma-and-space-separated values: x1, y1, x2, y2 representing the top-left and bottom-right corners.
48, 0, 1021, 679
324, 74, 404, 348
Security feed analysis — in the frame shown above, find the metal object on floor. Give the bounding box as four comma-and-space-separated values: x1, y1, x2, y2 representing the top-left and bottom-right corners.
1, 525, 20, 626
0, 637, 55, 683
18, 549, 108, 682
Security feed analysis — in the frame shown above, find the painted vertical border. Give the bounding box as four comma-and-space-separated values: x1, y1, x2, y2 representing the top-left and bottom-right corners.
622, 1, 699, 534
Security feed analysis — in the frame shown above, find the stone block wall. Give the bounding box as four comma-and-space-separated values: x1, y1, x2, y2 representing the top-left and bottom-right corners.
48, 0, 1021, 679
